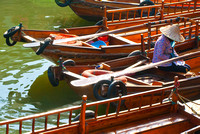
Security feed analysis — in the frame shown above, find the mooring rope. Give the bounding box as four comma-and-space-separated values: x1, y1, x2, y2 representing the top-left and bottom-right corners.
178, 93, 200, 117
166, 79, 200, 116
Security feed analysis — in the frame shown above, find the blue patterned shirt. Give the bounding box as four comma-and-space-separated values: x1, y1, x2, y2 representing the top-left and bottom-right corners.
152, 34, 178, 67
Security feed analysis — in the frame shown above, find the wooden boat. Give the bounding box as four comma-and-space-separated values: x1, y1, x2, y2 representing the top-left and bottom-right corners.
55, 0, 200, 21
49, 49, 200, 102
0, 79, 200, 133
47, 17, 200, 100
4, 14, 200, 65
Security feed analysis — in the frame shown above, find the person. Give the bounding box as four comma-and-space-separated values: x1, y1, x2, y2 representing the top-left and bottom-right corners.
152, 24, 190, 73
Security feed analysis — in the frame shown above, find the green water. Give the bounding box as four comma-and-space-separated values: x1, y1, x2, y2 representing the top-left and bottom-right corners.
0, 0, 95, 133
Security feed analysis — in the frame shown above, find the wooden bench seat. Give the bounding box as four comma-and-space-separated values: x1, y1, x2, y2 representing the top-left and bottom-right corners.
93, 113, 194, 134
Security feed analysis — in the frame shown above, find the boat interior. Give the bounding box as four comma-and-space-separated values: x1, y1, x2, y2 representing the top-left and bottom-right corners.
21, 31, 138, 49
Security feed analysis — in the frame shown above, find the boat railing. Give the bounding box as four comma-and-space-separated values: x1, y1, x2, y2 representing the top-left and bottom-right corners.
164, 0, 198, 14
153, 0, 186, 3
0, 76, 180, 134
116, 17, 198, 53
153, 0, 200, 5
141, 17, 199, 51
104, 0, 198, 25
95, 0, 140, 6
105, 4, 160, 24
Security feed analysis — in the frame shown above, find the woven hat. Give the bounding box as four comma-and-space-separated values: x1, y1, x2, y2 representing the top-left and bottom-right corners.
160, 24, 185, 42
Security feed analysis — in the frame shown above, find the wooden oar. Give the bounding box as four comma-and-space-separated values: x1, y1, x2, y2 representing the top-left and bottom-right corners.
124, 59, 148, 71
70, 51, 200, 87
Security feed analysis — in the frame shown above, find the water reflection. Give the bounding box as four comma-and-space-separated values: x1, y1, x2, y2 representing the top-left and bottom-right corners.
0, 1, 95, 131
0, 58, 52, 119
28, 71, 81, 110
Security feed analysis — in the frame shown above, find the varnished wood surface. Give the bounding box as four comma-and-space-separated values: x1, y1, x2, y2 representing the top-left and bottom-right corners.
0, 79, 199, 134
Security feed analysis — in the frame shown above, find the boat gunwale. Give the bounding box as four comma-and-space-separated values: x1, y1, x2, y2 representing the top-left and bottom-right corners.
0, 84, 175, 125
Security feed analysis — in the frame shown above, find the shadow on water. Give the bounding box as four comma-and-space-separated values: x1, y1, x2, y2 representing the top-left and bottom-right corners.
28, 71, 81, 111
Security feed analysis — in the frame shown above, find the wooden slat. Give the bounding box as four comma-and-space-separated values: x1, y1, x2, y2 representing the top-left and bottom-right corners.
181, 3, 184, 12
32, 118, 35, 133
106, 102, 110, 116
19, 121, 22, 134
6, 124, 9, 134
45, 116, 48, 130
95, 105, 98, 119
57, 113, 60, 128
69, 110, 72, 125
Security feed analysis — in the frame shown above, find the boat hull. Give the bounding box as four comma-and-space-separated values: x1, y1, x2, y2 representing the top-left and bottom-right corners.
31, 44, 142, 65
67, 0, 200, 21
69, 0, 140, 21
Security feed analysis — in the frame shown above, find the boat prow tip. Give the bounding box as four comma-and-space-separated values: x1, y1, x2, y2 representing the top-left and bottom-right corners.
70, 79, 88, 87
23, 42, 40, 48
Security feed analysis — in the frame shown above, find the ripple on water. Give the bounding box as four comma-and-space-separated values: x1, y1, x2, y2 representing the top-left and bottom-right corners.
14, 59, 23, 62
53, 25, 61, 29
0, 50, 6, 52
0, 69, 7, 72
0, 0, 96, 132
0, 58, 54, 121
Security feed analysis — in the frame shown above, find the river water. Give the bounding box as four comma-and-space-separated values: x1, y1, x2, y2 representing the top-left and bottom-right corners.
1, 0, 200, 133
0, 0, 95, 133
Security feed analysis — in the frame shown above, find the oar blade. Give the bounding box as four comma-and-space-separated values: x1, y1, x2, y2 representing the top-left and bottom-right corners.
70, 74, 113, 87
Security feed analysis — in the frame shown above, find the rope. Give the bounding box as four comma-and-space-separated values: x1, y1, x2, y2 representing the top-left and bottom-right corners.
166, 78, 200, 116
178, 94, 200, 106
165, 79, 200, 116
57, 59, 67, 70
167, 88, 177, 105
178, 94, 200, 117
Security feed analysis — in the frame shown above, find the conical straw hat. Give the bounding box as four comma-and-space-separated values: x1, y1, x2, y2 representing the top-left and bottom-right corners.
160, 24, 185, 42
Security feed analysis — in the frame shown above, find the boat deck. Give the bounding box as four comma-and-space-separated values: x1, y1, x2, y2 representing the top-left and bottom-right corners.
90, 113, 194, 134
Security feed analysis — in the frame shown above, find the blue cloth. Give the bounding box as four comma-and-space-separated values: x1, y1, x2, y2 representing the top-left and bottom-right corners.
91, 40, 107, 48
170, 41, 176, 58
171, 41, 175, 48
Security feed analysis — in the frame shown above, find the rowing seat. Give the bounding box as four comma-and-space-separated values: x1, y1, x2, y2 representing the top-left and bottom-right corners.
92, 113, 195, 134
